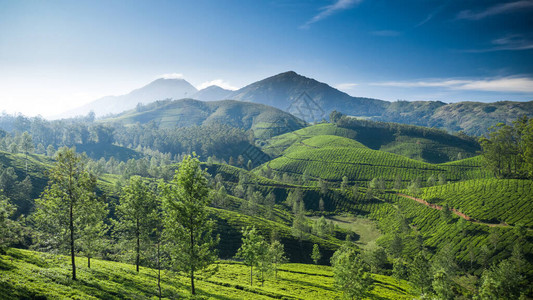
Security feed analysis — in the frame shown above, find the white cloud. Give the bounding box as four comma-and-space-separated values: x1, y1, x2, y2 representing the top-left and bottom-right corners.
462, 34, 533, 52
197, 79, 238, 91
335, 83, 359, 90
372, 77, 533, 93
158, 73, 185, 79
457, 0, 533, 20
301, 0, 362, 28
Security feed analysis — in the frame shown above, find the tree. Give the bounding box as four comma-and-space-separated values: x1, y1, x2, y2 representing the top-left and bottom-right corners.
331, 244, 372, 300
33, 147, 97, 280
319, 197, 325, 213
432, 269, 454, 300
79, 194, 109, 268
160, 155, 218, 296
115, 176, 158, 272
269, 240, 287, 279
20, 131, 34, 173
235, 226, 265, 286
292, 210, 309, 242
477, 259, 524, 300
409, 251, 433, 295
393, 174, 403, 190
311, 244, 322, 264
0, 194, 21, 253
341, 176, 349, 192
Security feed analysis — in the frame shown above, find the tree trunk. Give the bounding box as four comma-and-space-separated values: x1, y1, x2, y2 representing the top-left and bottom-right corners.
70, 202, 76, 280
136, 219, 140, 272
190, 226, 195, 295
88, 256, 91, 268
157, 243, 162, 300
250, 265, 253, 286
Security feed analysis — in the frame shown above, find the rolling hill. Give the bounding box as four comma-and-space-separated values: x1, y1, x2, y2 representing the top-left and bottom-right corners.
102, 98, 307, 139
192, 85, 233, 101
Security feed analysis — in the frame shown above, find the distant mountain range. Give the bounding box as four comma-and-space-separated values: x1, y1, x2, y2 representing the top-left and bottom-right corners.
59, 71, 533, 135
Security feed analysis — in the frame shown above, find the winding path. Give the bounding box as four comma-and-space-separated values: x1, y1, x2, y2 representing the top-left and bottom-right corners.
396, 193, 509, 228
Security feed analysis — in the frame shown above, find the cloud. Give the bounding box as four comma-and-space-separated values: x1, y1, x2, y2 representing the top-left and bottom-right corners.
462, 34, 533, 52
335, 83, 359, 90
415, 3, 447, 27
457, 0, 533, 20
301, 0, 362, 29
371, 30, 402, 37
372, 77, 533, 93
158, 73, 185, 79
197, 79, 238, 91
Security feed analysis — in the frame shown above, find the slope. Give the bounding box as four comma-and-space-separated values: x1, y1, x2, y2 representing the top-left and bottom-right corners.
259, 134, 491, 185
192, 85, 233, 101
103, 98, 307, 139
0, 248, 416, 300
227, 71, 389, 122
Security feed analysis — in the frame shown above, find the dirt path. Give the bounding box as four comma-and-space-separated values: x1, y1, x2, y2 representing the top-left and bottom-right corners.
396, 193, 509, 228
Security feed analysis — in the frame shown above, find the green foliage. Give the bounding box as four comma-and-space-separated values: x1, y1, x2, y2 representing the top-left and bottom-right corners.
32, 147, 97, 280
160, 155, 218, 295
476, 259, 524, 300
480, 116, 533, 179
0, 194, 21, 253
331, 243, 373, 299
114, 175, 159, 272
311, 244, 322, 264
235, 226, 266, 286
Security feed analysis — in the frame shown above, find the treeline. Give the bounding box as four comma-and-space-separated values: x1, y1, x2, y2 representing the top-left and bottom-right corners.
480, 115, 533, 179
0, 112, 256, 163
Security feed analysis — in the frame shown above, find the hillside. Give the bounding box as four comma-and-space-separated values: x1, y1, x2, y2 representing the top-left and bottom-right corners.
102, 98, 306, 140
263, 122, 481, 164
409, 178, 533, 227
0, 248, 416, 300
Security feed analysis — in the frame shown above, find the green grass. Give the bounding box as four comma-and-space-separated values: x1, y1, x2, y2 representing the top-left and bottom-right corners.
0, 248, 416, 300
312, 215, 382, 249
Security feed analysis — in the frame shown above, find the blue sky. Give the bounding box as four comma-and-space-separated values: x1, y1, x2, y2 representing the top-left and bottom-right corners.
0, 0, 532, 117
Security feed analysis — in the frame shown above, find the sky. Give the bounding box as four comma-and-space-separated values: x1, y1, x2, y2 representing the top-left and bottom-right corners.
0, 0, 532, 118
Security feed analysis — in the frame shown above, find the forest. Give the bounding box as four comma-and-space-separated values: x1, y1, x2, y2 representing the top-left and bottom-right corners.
0, 111, 532, 300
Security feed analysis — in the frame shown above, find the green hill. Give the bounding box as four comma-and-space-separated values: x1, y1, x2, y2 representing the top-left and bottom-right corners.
263, 122, 480, 164
102, 98, 306, 140
0, 248, 416, 300
411, 179, 533, 227
259, 135, 491, 186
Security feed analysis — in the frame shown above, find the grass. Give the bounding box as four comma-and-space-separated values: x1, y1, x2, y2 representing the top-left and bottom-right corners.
0, 248, 417, 300
309, 215, 382, 249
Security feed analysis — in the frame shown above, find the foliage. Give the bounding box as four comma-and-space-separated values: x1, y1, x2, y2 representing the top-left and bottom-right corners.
32, 147, 97, 280
114, 175, 159, 272
331, 243, 373, 299
160, 155, 218, 295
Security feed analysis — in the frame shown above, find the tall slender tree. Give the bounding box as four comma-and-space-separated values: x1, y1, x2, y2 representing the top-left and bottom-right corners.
115, 175, 158, 272
33, 147, 97, 280
160, 155, 218, 296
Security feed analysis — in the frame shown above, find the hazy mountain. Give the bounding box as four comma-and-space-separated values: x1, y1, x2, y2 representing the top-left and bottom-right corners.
57, 78, 198, 119
227, 71, 390, 122
103, 98, 306, 139
192, 85, 233, 101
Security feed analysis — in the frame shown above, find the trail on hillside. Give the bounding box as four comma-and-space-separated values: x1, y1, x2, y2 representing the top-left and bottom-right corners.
396, 193, 509, 228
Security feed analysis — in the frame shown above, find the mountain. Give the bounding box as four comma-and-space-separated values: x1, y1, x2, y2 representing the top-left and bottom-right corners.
227, 71, 390, 122
57, 78, 198, 119
192, 85, 233, 101
103, 98, 306, 139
